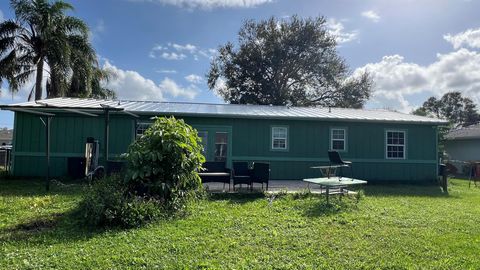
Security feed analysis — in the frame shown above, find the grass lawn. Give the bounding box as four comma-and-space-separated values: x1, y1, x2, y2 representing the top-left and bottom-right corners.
1, 178, 480, 269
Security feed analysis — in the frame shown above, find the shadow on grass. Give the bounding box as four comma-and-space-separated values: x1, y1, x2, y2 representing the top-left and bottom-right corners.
0, 179, 124, 246
301, 195, 360, 218
207, 191, 266, 204
0, 207, 111, 246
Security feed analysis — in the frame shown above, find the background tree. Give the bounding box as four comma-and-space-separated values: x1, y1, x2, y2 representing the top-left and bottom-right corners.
0, 0, 114, 100
208, 16, 372, 108
412, 91, 480, 127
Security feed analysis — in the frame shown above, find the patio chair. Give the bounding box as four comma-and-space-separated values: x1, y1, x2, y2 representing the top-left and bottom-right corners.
232, 162, 252, 191
328, 151, 354, 180
198, 162, 231, 190
251, 162, 270, 191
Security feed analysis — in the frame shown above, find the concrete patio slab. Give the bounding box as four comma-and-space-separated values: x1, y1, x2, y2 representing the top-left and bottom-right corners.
203, 180, 360, 195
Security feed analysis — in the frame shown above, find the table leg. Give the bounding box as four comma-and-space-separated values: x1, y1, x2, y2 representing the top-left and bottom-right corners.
326, 186, 330, 204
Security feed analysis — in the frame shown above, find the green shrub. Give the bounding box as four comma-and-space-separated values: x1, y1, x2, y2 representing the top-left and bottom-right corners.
79, 175, 164, 228
79, 175, 125, 226
79, 117, 205, 227
124, 117, 205, 212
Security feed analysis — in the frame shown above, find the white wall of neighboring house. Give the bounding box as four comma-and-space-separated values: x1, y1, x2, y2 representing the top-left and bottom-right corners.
445, 136, 480, 175
445, 139, 480, 162
444, 124, 480, 175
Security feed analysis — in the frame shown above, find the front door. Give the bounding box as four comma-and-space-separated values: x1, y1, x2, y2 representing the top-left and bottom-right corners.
195, 126, 232, 168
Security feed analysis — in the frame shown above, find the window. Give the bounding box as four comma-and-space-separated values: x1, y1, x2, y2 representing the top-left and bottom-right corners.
386, 130, 406, 159
214, 132, 228, 162
271, 126, 288, 150
197, 131, 208, 156
136, 122, 152, 139
331, 128, 346, 151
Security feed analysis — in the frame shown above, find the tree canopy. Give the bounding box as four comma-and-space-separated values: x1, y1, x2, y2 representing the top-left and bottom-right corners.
0, 0, 114, 100
412, 91, 480, 128
207, 16, 372, 108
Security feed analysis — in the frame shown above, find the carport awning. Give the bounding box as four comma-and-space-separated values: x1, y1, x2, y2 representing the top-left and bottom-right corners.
0, 100, 139, 118
0, 100, 140, 191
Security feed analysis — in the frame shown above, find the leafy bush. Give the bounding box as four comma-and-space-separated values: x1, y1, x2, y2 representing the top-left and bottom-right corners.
79, 175, 163, 227
79, 117, 205, 227
124, 117, 205, 212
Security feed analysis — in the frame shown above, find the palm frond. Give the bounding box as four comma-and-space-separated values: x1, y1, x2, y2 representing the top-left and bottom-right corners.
50, 1, 74, 14
3, 0, 102, 99
0, 20, 22, 38
62, 16, 89, 36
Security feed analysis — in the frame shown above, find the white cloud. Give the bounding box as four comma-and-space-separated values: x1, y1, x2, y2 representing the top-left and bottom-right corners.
170, 43, 197, 53
151, 45, 165, 51
354, 48, 480, 112
149, 43, 216, 60
90, 19, 106, 42
158, 77, 198, 99
155, 69, 177, 74
102, 61, 198, 100
0, 78, 37, 102
160, 52, 187, 60
361, 10, 380, 23
444, 27, 480, 49
326, 19, 358, 44
149, 44, 165, 58
0, 9, 4, 22
134, 0, 271, 9
94, 19, 106, 33
185, 74, 203, 84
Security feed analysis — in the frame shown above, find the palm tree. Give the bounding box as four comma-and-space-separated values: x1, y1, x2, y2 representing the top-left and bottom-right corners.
0, 0, 111, 100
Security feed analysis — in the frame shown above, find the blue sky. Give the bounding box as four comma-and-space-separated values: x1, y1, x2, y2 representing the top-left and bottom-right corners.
1, 0, 480, 128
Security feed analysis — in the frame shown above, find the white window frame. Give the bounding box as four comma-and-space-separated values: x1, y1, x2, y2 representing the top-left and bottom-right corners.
214, 132, 228, 162
385, 130, 407, 160
136, 122, 152, 139
330, 128, 347, 152
271, 126, 288, 151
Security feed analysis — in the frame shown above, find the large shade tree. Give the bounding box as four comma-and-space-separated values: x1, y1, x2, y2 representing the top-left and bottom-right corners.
413, 91, 480, 128
0, 0, 114, 100
208, 16, 372, 108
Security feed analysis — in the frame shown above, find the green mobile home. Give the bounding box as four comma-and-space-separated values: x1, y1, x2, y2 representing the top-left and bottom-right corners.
1, 98, 447, 182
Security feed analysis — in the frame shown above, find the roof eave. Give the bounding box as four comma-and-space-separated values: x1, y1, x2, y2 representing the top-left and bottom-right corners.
132, 111, 448, 125
0, 104, 448, 125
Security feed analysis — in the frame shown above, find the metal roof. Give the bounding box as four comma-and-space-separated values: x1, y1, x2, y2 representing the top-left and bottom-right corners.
446, 124, 480, 140
0, 97, 448, 125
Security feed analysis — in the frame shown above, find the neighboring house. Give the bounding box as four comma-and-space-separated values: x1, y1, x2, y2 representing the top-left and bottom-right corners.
0, 98, 447, 182
444, 124, 480, 173
0, 128, 13, 167
0, 128, 13, 145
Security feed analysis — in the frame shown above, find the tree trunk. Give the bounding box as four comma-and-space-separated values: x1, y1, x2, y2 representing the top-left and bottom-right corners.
35, 59, 44, 101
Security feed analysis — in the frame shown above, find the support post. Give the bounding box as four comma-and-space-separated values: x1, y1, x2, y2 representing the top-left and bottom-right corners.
45, 116, 51, 191
104, 109, 110, 172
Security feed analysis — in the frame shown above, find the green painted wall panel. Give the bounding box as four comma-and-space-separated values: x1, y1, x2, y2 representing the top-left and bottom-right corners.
12, 112, 438, 182
12, 112, 135, 177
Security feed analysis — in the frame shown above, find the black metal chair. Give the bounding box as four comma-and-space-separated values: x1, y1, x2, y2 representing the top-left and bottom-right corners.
328, 151, 354, 180
232, 162, 252, 190
251, 162, 270, 191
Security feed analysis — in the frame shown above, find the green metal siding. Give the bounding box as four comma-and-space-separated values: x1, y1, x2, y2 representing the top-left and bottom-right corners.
12, 112, 134, 177
11, 112, 439, 182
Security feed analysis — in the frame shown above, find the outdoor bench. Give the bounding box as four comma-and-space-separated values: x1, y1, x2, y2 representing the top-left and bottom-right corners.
199, 161, 231, 190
